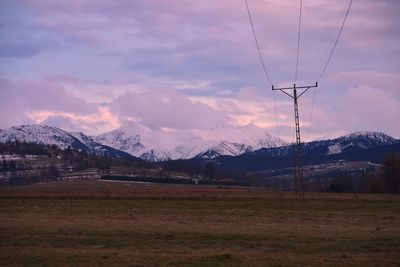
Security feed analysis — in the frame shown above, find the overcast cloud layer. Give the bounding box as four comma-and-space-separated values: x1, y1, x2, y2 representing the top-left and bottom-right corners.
1, 0, 399, 140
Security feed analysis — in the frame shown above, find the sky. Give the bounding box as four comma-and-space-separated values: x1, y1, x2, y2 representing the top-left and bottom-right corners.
1, 0, 399, 141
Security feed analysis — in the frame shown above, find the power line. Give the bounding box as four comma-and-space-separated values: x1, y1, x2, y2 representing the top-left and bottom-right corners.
244, 0, 273, 86
317, 0, 353, 82
307, 0, 353, 140
272, 90, 281, 141
244, 0, 352, 196
244, 0, 281, 140
294, 0, 303, 83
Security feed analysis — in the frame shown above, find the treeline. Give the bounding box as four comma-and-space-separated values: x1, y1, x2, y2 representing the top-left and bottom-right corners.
321, 153, 400, 194
162, 153, 400, 194
161, 160, 247, 183
0, 141, 148, 168
0, 141, 56, 156
2, 141, 399, 193
0, 141, 151, 186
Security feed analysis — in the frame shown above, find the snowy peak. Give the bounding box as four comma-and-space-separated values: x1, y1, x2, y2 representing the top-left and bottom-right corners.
327, 131, 397, 154
95, 122, 286, 161
0, 125, 135, 159
3, 125, 394, 162
0, 125, 79, 149
341, 131, 396, 144
243, 131, 399, 163
95, 129, 144, 153
303, 131, 398, 156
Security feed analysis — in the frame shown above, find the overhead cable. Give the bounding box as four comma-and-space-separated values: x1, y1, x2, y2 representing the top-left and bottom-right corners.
244, 0, 273, 85
307, 0, 353, 141
294, 0, 303, 83
317, 0, 353, 82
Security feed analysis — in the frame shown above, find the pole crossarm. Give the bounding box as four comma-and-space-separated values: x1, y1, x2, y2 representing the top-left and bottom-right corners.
272, 82, 318, 99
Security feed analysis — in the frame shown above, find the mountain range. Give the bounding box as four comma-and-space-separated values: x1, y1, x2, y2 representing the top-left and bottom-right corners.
0, 124, 399, 166
204, 131, 400, 173
0, 125, 135, 159
95, 122, 286, 161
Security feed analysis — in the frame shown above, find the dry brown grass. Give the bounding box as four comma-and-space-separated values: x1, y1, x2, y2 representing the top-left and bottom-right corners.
0, 180, 399, 266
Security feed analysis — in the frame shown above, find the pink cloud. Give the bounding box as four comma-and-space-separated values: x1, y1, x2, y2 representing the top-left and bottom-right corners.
2, 0, 399, 141
0, 78, 98, 129
110, 89, 227, 130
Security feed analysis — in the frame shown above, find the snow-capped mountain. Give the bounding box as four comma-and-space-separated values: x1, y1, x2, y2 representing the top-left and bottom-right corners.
304, 131, 398, 155
248, 131, 398, 158
95, 122, 286, 161
210, 131, 400, 173
0, 125, 135, 159
2, 125, 396, 164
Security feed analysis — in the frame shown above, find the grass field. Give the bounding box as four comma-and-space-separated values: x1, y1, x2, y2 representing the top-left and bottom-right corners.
0, 180, 400, 266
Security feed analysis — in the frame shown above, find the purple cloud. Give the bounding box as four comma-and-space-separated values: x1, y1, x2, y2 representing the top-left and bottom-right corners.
110, 90, 227, 130
0, 78, 98, 128
0, 0, 399, 139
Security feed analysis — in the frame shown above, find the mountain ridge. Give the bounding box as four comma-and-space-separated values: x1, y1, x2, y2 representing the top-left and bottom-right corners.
95, 122, 286, 161
203, 131, 400, 173
0, 125, 136, 159
0, 124, 398, 164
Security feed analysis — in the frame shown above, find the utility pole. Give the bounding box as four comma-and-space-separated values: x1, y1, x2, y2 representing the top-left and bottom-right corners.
272, 82, 318, 199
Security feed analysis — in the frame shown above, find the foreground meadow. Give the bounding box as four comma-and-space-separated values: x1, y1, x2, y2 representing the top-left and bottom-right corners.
0, 180, 399, 266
